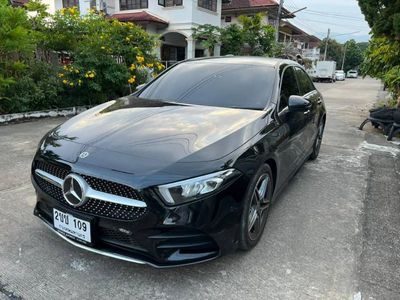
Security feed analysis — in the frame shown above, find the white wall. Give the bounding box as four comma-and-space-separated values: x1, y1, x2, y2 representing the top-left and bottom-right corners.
191, 0, 222, 27
112, 0, 222, 35
41, 0, 58, 13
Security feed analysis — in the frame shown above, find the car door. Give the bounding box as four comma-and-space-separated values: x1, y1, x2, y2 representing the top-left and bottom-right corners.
294, 67, 320, 151
274, 65, 310, 181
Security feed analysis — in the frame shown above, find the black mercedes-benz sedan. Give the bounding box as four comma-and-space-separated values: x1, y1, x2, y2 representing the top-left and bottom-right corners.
32, 57, 326, 267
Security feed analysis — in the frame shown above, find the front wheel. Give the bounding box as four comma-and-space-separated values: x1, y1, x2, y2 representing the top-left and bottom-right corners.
239, 164, 274, 250
309, 120, 325, 160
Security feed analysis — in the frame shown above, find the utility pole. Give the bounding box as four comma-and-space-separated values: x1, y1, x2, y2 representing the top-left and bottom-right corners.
323, 28, 330, 61
275, 0, 284, 42
341, 42, 348, 70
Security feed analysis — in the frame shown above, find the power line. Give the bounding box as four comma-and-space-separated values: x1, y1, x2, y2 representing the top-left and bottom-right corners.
332, 31, 361, 37
305, 9, 365, 20
285, 1, 366, 20
295, 18, 368, 29
300, 11, 365, 22
290, 19, 324, 37
284, 0, 367, 40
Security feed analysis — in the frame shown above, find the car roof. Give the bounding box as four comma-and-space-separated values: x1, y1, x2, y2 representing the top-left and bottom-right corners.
185, 56, 301, 69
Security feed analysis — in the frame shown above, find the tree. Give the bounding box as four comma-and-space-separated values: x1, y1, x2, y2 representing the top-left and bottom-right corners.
220, 24, 243, 56
358, 0, 400, 107
357, 0, 400, 40
0, 2, 163, 114
357, 42, 369, 53
238, 13, 276, 56
192, 24, 221, 56
43, 8, 161, 105
343, 39, 363, 72
361, 37, 400, 106
0, 0, 35, 101
319, 38, 343, 63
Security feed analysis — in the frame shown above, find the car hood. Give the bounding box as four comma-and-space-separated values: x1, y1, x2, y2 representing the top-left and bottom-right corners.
40, 96, 267, 183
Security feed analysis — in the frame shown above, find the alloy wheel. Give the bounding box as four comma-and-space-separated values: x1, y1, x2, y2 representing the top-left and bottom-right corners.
248, 174, 271, 241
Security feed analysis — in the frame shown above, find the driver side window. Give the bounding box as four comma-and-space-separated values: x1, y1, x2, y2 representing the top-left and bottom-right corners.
279, 66, 300, 112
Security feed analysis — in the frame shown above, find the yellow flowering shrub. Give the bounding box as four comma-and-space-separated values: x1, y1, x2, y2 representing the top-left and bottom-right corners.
48, 8, 162, 104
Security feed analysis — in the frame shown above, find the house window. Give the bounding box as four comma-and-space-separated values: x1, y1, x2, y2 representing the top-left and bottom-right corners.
224, 16, 231, 22
120, 0, 148, 10
198, 0, 217, 12
63, 0, 79, 8
159, 0, 182, 7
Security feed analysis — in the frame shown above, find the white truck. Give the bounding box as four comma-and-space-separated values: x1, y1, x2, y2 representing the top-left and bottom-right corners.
315, 61, 337, 83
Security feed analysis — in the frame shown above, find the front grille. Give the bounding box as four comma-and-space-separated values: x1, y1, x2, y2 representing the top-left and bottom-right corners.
34, 160, 147, 221
81, 175, 141, 200
34, 160, 143, 200
35, 160, 69, 179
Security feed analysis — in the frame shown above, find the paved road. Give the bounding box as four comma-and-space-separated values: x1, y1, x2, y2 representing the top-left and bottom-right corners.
0, 78, 399, 299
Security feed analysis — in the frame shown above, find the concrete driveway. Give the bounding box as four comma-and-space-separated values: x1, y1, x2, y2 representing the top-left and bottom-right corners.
0, 78, 399, 299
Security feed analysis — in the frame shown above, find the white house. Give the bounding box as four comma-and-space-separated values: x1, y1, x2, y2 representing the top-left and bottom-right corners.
111, 1, 224, 65
35, 0, 320, 64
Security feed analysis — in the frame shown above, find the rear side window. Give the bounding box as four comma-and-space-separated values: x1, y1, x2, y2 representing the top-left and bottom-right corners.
279, 66, 300, 111
294, 67, 315, 96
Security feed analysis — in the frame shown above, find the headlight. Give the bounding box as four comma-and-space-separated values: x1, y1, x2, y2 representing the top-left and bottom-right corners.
157, 169, 239, 205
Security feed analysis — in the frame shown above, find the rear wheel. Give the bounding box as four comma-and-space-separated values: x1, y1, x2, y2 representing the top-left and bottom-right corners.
309, 120, 325, 160
239, 164, 274, 250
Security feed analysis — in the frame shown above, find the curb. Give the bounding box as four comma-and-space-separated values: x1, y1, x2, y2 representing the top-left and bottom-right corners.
0, 106, 91, 125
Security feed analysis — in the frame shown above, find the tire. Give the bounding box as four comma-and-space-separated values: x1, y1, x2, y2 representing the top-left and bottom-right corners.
239, 164, 274, 251
309, 119, 325, 160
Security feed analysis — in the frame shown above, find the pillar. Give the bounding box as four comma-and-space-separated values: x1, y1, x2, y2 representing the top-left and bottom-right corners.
214, 43, 221, 57
186, 37, 196, 59
79, 0, 91, 15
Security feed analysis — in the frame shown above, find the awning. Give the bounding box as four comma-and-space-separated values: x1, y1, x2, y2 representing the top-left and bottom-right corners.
111, 11, 169, 25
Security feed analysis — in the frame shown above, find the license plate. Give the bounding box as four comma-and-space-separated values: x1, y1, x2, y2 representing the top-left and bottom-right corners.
53, 208, 91, 243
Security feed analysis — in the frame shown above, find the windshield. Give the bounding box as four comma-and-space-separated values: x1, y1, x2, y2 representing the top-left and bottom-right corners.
336, 71, 344, 74
138, 61, 276, 110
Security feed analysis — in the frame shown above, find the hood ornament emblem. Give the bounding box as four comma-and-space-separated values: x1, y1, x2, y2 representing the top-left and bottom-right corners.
79, 151, 90, 159
62, 174, 88, 207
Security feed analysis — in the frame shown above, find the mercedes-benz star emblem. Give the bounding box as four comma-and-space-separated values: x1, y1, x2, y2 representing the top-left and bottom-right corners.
79, 151, 90, 159
62, 174, 88, 207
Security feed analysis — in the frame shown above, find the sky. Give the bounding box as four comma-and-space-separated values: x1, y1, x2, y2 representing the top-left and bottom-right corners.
284, 0, 371, 43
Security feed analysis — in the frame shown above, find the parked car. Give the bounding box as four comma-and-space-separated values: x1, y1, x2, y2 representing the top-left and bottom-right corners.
32, 57, 326, 267
335, 70, 346, 81
315, 61, 337, 82
347, 70, 358, 78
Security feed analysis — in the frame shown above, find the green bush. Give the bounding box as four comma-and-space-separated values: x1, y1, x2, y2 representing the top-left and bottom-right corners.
40, 8, 163, 108
361, 37, 400, 106
3, 61, 63, 113
0, 2, 163, 114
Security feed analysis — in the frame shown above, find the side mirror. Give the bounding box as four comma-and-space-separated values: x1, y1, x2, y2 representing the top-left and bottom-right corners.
288, 95, 311, 112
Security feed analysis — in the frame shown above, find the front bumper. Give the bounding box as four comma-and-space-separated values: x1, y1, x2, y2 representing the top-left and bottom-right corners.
32, 168, 248, 267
